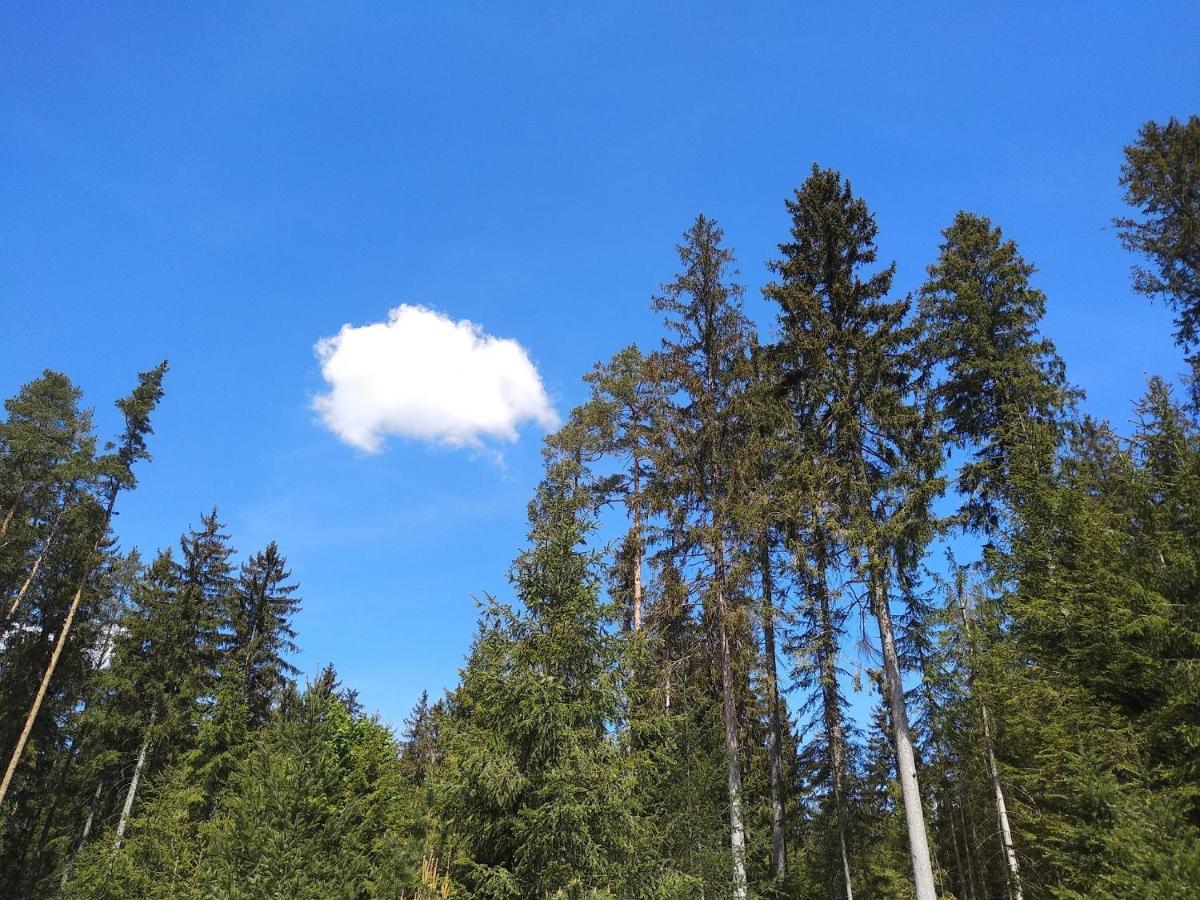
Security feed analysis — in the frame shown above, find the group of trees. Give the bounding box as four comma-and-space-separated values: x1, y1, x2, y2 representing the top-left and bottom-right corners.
1, 115, 1197, 897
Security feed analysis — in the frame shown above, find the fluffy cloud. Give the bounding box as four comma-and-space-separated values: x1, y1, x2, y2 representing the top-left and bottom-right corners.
313, 304, 558, 453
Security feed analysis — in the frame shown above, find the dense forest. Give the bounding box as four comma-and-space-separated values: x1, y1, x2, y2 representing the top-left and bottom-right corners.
1, 116, 1198, 899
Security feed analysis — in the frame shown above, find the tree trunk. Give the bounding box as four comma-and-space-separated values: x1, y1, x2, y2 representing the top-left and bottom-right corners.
61, 779, 103, 892
712, 538, 748, 900
7, 505, 66, 622
0, 483, 118, 807
719, 605, 749, 900
760, 537, 787, 884
0, 494, 20, 543
982, 704, 1023, 900
815, 558, 855, 900
114, 721, 153, 849
631, 455, 643, 632
957, 584, 1024, 900
870, 567, 937, 900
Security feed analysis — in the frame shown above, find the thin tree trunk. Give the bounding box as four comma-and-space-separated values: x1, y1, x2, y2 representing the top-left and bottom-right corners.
760, 537, 787, 884
870, 567, 937, 900
811, 540, 855, 900
0, 483, 118, 807
719, 604, 749, 900
957, 583, 1024, 900
61, 779, 103, 893
0, 494, 20, 543
114, 720, 153, 849
955, 798, 981, 900
945, 785, 972, 900
631, 455, 643, 632
982, 705, 1023, 900
7, 505, 66, 621
713, 538, 748, 900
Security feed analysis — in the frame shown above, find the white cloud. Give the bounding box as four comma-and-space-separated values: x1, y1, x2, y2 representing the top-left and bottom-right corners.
313, 304, 558, 453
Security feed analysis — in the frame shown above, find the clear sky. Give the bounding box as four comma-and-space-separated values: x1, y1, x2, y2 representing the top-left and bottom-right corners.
3, 2, 1198, 728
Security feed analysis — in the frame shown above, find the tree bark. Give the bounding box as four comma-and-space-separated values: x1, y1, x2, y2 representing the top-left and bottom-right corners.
0, 494, 20, 543
815, 555, 855, 900
631, 454, 643, 632
114, 721, 153, 849
870, 568, 937, 900
718, 601, 749, 900
760, 537, 787, 884
957, 584, 1024, 900
61, 779, 103, 892
7, 505, 66, 621
713, 537, 748, 900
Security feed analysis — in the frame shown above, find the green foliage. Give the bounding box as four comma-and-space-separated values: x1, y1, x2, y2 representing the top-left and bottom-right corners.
8, 119, 1200, 900
435, 465, 647, 897
1116, 116, 1200, 354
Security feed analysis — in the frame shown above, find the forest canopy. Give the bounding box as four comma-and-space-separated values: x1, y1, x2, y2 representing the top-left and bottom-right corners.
2, 116, 1199, 899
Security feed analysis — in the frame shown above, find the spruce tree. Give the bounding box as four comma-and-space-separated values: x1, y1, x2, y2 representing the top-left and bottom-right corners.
1114, 116, 1200, 369
764, 167, 941, 900
435, 460, 644, 897
646, 214, 756, 899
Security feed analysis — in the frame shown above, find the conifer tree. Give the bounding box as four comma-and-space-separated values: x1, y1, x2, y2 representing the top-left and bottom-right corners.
646, 214, 756, 899
435, 460, 644, 897
764, 167, 941, 900
0, 362, 166, 809
918, 211, 1080, 899
1115, 115, 1200, 371
226, 541, 300, 729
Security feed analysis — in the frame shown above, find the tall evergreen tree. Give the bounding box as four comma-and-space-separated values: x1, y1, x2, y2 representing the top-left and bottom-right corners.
1114, 115, 1200, 371
434, 461, 644, 897
227, 542, 300, 729
0, 362, 166, 809
646, 214, 757, 899
764, 167, 942, 900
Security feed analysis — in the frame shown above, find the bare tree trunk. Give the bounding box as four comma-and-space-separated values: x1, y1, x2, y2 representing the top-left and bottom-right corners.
631, 456, 643, 632
955, 799, 981, 900
713, 539, 748, 900
719, 606, 749, 900
957, 584, 1024, 900
61, 779, 103, 892
815, 564, 855, 900
0, 494, 20, 543
0, 484, 118, 807
808, 535, 856, 900
7, 505, 66, 621
945, 787, 972, 900
114, 722, 153, 849
982, 704, 1023, 900
760, 537, 787, 884
870, 568, 937, 900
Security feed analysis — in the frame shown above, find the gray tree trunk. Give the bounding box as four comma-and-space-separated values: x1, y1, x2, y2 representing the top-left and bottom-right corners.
61, 779, 103, 892
631, 456, 643, 632
957, 584, 1024, 900
114, 723, 153, 849
814, 549, 855, 900
871, 569, 937, 900
718, 603, 749, 900
760, 539, 787, 883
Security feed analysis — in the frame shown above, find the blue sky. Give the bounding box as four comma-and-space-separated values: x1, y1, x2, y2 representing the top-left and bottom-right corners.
3, 2, 1198, 727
